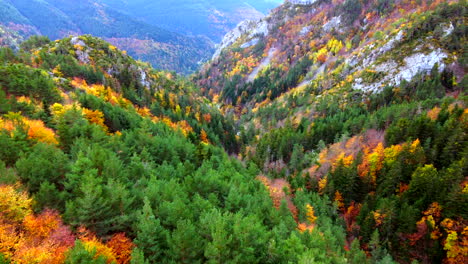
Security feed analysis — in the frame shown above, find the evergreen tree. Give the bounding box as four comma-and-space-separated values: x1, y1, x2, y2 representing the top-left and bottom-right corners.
129, 248, 148, 264
16, 143, 69, 193
167, 219, 204, 263
64, 172, 119, 236
134, 197, 168, 263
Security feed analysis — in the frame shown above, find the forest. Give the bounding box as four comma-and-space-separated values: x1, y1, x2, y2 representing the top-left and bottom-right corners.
0, 0, 467, 263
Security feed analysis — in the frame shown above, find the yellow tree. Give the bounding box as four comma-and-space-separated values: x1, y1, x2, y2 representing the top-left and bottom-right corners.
200, 129, 210, 144
305, 204, 317, 224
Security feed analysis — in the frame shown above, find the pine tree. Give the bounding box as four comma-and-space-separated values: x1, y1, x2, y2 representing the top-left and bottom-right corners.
64, 172, 118, 236
279, 232, 305, 263
290, 144, 304, 172
167, 219, 204, 263
134, 197, 168, 263
348, 239, 368, 264
201, 210, 233, 263
15, 143, 69, 193
34, 181, 64, 211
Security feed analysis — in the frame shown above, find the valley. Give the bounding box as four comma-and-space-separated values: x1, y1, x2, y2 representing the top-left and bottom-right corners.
0, 0, 466, 263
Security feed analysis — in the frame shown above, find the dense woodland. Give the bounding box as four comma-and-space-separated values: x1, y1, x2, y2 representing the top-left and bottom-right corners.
0, 0, 467, 263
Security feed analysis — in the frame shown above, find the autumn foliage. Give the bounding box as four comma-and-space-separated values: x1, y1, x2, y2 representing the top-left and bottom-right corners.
83, 108, 108, 132
0, 184, 138, 264
0, 0, 465, 263
76, 227, 118, 263
106, 233, 135, 264
0, 185, 75, 263
0, 115, 59, 145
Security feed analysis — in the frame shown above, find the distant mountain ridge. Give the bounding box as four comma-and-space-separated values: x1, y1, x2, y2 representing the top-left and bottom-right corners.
0, 0, 285, 74
99, 0, 283, 42
0, 0, 215, 74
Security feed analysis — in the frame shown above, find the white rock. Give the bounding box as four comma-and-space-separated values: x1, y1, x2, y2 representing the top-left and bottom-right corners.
352, 48, 447, 93
394, 49, 447, 83
323, 16, 341, 33
213, 19, 269, 59
75, 49, 90, 65
379, 30, 404, 54
241, 38, 260, 49
139, 69, 150, 88
347, 30, 405, 73
70, 37, 90, 64
374, 61, 398, 72
70, 36, 86, 47
300, 25, 312, 36
247, 47, 277, 82
442, 23, 454, 37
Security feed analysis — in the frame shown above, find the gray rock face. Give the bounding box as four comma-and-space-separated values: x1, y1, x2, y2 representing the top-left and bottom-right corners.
442, 23, 454, 37
300, 25, 312, 36
395, 49, 447, 83
241, 38, 260, 49
71, 37, 90, 64
353, 48, 447, 93
247, 47, 277, 82
139, 68, 150, 88
323, 16, 341, 33
70, 36, 86, 47
213, 18, 269, 59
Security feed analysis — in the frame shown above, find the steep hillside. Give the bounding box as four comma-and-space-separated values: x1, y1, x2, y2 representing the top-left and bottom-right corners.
0, 0, 214, 74
100, 0, 283, 42
0, 31, 387, 263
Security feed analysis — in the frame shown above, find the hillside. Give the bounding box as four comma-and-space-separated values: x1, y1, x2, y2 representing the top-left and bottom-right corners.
0, 0, 214, 74
0, 0, 466, 263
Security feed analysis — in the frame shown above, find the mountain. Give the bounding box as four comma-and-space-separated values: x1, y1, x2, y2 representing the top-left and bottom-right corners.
0, 0, 214, 74
99, 0, 284, 42
0, 0, 466, 263
197, 0, 464, 107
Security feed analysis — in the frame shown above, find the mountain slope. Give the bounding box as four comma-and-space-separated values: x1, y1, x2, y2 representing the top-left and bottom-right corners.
196, 0, 464, 106
0, 0, 214, 74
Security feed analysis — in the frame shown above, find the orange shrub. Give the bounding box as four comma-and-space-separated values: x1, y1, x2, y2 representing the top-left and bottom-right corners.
25, 119, 59, 145
106, 233, 135, 264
